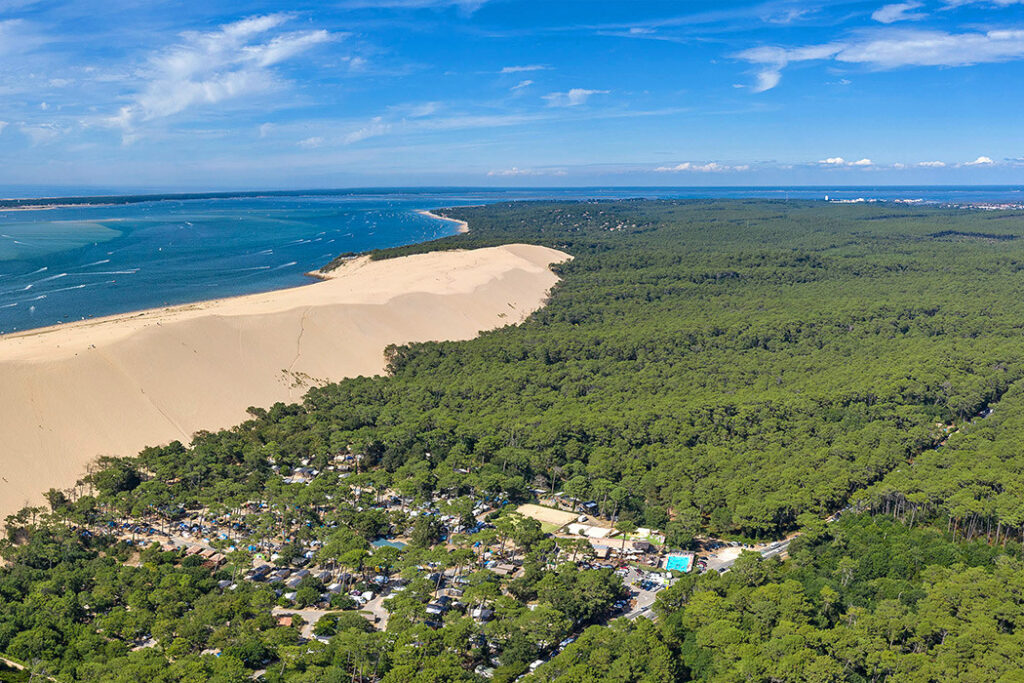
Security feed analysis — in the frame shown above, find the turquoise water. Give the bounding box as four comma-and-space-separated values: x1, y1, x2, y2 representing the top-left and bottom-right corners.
2, 187, 1023, 334
0, 193, 476, 334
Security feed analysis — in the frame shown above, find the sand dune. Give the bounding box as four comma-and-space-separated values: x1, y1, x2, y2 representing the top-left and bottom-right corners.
0, 244, 569, 520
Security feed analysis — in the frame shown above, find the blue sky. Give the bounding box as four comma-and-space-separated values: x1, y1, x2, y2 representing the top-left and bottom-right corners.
2, 0, 1024, 190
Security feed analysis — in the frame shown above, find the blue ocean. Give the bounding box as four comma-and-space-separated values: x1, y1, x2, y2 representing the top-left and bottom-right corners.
2, 186, 1022, 334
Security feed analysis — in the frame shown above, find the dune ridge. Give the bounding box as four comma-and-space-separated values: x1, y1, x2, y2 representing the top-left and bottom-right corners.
0, 244, 569, 520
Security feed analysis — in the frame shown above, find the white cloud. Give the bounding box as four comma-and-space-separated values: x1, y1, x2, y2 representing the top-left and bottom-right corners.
500, 64, 549, 73
259, 122, 274, 138
964, 155, 994, 165
838, 30, 1024, 67
738, 28, 1024, 91
345, 56, 368, 71
765, 7, 813, 24
917, 160, 946, 167
404, 102, 440, 118
20, 123, 61, 145
511, 79, 533, 91
736, 44, 842, 92
654, 162, 750, 172
344, 117, 391, 144
298, 136, 323, 149
0, 121, 7, 135
487, 167, 567, 176
543, 88, 609, 107
872, 2, 927, 23
818, 157, 873, 166
107, 14, 332, 138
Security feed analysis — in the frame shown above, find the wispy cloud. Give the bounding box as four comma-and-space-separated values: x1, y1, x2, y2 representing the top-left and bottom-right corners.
20, 122, 62, 145
510, 79, 533, 91
487, 166, 567, 176
654, 161, 750, 172
738, 28, 1024, 91
872, 2, 927, 23
0, 18, 46, 56
106, 14, 332, 140
917, 160, 946, 167
500, 64, 549, 73
736, 44, 841, 92
339, 0, 489, 11
344, 117, 392, 144
543, 88, 609, 107
943, 0, 1024, 6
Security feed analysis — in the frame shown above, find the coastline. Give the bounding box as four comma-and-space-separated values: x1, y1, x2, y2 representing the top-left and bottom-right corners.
0, 243, 570, 521
417, 209, 470, 233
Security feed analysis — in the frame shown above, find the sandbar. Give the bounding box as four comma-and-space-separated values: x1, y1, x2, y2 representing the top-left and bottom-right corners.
417, 209, 469, 233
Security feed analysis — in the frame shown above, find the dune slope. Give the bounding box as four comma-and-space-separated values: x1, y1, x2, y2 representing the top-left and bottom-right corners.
0, 244, 569, 519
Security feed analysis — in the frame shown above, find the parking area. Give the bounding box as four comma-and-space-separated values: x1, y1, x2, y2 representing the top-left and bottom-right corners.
618, 566, 671, 620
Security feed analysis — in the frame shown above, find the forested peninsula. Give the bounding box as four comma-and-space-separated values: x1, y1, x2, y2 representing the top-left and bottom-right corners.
5, 200, 1024, 682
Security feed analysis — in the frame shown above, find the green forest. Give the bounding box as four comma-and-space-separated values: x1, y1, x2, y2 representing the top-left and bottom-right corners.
5, 199, 1024, 681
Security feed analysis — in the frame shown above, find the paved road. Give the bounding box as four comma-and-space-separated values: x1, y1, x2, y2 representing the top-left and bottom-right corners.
362, 593, 390, 630
622, 567, 669, 620
0, 656, 24, 670
700, 538, 793, 574
272, 598, 389, 639
0, 655, 58, 681
272, 606, 332, 639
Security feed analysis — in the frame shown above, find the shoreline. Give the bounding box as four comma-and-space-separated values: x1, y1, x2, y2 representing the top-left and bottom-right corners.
0, 244, 570, 521
1, 258, 365, 344
417, 209, 470, 233
1, 206, 471, 338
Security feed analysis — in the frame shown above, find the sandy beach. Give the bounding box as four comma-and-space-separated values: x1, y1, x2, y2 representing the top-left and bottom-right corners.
417, 209, 469, 233
0, 243, 569, 521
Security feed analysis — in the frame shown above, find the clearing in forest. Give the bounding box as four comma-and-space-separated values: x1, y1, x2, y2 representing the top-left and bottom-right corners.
516, 504, 578, 530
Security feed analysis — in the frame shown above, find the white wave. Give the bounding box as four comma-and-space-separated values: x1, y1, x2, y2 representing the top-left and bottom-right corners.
258, 249, 274, 255
47, 284, 89, 293
0, 302, 17, 309
272, 261, 298, 270
78, 269, 139, 275
36, 272, 68, 283
80, 259, 111, 267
